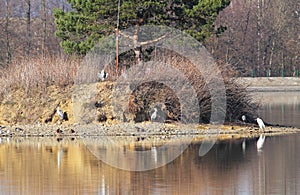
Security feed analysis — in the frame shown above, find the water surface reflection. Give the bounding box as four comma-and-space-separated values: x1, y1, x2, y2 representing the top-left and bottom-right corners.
1, 134, 300, 194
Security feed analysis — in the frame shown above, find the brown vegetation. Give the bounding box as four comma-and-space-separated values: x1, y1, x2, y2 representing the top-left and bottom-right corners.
110, 48, 258, 123
0, 50, 257, 125
0, 55, 77, 96
0, 55, 77, 124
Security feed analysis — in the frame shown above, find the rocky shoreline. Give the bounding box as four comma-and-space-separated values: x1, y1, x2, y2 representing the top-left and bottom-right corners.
1, 122, 299, 140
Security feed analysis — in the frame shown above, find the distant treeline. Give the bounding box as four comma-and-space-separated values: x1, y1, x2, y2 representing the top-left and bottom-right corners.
0, 0, 71, 64
0, 0, 299, 77
209, 0, 299, 77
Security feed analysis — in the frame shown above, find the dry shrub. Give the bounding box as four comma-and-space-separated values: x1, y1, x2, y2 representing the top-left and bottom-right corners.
118, 48, 257, 123
129, 82, 181, 122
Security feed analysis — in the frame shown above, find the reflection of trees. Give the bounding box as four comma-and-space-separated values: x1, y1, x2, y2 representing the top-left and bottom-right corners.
194, 139, 258, 165
0, 137, 258, 194
1, 135, 300, 194
84, 135, 193, 171
0, 138, 131, 194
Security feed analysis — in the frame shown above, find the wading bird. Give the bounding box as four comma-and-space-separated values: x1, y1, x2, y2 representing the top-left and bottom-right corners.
98, 69, 108, 81
242, 115, 246, 123
150, 108, 158, 122
256, 118, 265, 130
57, 107, 64, 120
257, 134, 266, 150
56, 128, 63, 136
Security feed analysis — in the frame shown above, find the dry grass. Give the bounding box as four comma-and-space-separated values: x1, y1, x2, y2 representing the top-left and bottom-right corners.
0, 54, 78, 96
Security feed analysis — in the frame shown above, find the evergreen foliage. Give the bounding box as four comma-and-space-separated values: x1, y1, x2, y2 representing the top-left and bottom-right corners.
54, 0, 230, 55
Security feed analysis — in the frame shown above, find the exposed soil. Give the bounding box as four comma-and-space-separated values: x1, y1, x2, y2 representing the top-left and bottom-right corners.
0, 78, 299, 137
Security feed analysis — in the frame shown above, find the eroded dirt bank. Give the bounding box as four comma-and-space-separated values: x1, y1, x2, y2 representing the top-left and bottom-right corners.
0, 77, 299, 137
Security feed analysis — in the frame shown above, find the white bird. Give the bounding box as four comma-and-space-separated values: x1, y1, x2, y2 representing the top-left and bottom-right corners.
242, 115, 246, 123
98, 69, 108, 81
150, 108, 158, 122
257, 134, 266, 150
57, 107, 64, 120
256, 118, 265, 130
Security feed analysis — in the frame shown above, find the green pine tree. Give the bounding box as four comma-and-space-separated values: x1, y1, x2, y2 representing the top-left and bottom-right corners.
54, 0, 230, 55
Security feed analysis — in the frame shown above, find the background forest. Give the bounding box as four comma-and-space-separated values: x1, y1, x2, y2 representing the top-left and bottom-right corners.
0, 0, 298, 77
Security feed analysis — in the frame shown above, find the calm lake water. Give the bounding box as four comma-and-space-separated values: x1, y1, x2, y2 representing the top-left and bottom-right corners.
255, 91, 300, 128
0, 92, 299, 195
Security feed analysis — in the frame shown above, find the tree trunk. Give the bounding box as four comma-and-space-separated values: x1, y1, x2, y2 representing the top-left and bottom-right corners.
42, 0, 46, 57
268, 39, 275, 77
26, 0, 31, 56
256, 0, 262, 76
5, 0, 11, 65
281, 51, 284, 77
133, 21, 141, 64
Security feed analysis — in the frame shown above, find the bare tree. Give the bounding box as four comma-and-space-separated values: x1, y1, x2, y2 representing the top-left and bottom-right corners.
25, 0, 31, 56
4, 0, 11, 65
209, 0, 299, 77
42, 0, 46, 56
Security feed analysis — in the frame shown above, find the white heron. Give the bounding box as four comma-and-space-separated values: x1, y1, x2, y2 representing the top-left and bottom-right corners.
242, 115, 246, 123
98, 69, 108, 81
57, 107, 64, 120
150, 108, 158, 122
257, 134, 266, 150
256, 118, 265, 130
